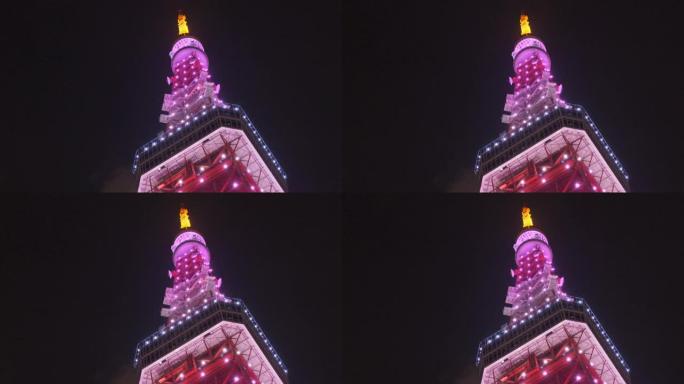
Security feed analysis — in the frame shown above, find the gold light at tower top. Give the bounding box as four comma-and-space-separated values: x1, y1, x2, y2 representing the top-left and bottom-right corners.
522, 206, 534, 228
178, 11, 190, 36
180, 208, 192, 229
520, 14, 532, 36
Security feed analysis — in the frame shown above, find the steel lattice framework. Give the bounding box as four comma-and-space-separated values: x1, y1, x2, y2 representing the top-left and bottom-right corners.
138, 127, 283, 193
139, 322, 284, 384
481, 320, 626, 384
480, 126, 625, 193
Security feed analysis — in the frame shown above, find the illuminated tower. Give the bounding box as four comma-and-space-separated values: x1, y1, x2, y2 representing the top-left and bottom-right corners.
134, 208, 288, 384
474, 14, 629, 192
133, 12, 287, 192
476, 207, 631, 384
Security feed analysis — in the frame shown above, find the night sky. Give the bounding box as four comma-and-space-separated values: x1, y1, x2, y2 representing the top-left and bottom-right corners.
344, 195, 682, 383
3, 196, 341, 383
5, 0, 340, 192
344, 1, 683, 192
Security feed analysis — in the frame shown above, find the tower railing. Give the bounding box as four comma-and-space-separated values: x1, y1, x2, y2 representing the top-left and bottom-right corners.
134, 296, 288, 378
474, 103, 629, 187
475, 295, 630, 377
132, 104, 287, 185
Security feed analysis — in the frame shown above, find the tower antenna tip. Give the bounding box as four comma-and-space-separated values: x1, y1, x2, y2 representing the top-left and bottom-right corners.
520, 13, 532, 36
522, 206, 534, 228
180, 207, 192, 229
178, 10, 190, 36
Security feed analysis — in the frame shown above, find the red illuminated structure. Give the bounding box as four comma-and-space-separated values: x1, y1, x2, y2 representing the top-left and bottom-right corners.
134, 208, 288, 384
474, 14, 629, 192
132, 12, 287, 193
476, 207, 630, 384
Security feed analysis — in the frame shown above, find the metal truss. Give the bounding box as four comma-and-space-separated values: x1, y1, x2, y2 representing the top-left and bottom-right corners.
481, 320, 627, 384
138, 128, 284, 193
140, 322, 283, 384
480, 128, 625, 193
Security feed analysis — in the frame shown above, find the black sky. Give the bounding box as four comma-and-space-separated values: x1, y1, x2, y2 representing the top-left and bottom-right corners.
3, 196, 342, 383
344, 1, 683, 192
344, 194, 682, 383
4, 0, 340, 192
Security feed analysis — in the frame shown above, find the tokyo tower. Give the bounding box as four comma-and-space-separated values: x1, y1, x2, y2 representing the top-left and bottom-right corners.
476, 206, 630, 383
134, 208, 288, 384
132, 12, 287, 192
474, 14, 629, 192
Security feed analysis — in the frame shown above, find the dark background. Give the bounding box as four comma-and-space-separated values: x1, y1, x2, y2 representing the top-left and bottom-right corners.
344, 1, 683, 192
344, 195, 682, 383
2, 196, 342, 383
4, 0, 340, 192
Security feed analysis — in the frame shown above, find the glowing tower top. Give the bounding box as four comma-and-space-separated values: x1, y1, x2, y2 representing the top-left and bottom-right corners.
505, 206, 567, 323
162, 208, 224, 323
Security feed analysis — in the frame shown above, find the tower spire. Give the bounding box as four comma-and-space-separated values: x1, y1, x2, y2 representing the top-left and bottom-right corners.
520, 13, 532, 36
178, 10, 190, 36
179, 207, 191, 229
521, 206, 533, 228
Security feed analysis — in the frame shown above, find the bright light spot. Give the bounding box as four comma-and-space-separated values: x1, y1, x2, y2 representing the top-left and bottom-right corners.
541, 178, 546, 183
199, 178, 205, 183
